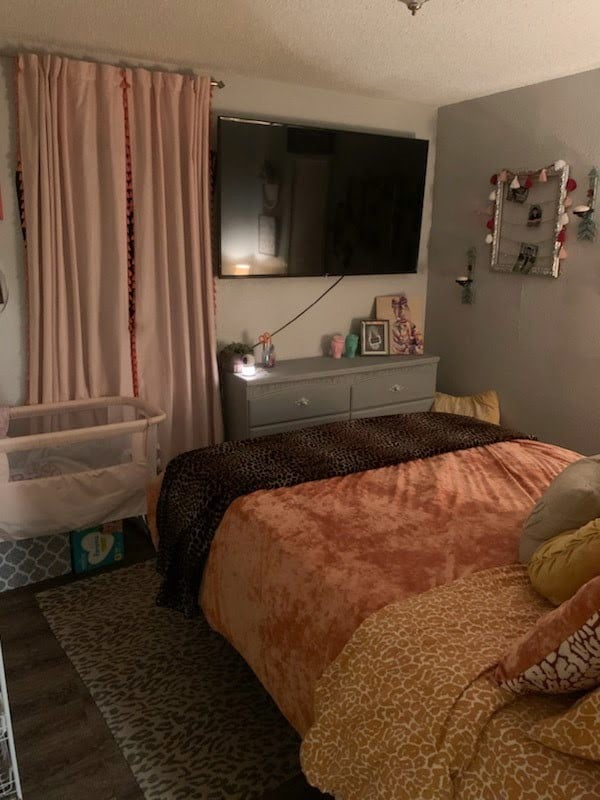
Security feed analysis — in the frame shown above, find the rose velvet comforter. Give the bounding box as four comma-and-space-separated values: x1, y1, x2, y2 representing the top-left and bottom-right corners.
200, 438, 578, 735
156, 412, 530, 617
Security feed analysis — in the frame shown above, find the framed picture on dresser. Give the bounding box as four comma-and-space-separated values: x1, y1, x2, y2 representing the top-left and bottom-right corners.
360, 320, 389, 355
375, 293, 425, 356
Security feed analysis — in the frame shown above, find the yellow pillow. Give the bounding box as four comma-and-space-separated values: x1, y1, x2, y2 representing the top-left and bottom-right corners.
431, 390, 500, 425
528, 518, 600, 605
529, 687, 600, 761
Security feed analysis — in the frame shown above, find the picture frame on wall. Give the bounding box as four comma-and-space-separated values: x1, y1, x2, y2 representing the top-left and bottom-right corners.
360, 320, 389, 356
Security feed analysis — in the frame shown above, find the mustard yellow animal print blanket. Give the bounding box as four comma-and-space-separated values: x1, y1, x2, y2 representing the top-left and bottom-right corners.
301, 565, 600, 800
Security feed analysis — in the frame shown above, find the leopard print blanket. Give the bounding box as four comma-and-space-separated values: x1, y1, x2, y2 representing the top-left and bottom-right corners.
156, 412, 532, 617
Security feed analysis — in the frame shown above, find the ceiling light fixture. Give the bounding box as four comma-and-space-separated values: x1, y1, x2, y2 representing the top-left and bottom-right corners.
400, 0, 430, 15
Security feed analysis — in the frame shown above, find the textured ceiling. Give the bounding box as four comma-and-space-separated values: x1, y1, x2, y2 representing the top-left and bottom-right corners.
1, 0, 600, 106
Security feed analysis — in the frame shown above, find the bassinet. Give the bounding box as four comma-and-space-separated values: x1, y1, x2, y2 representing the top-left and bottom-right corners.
0, 397, 165, 540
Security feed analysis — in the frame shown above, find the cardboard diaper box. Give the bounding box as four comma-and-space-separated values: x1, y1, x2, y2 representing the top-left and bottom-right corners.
70, 521, 125, 574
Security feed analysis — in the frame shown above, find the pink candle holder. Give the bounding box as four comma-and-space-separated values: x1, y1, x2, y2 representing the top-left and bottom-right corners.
330, 334, 345, 359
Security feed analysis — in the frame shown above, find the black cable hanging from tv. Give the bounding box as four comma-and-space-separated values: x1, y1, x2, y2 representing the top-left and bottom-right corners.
252, 275, 345, 347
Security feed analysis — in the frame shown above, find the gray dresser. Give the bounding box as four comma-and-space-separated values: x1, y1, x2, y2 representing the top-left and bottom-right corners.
223, 354, 439, 441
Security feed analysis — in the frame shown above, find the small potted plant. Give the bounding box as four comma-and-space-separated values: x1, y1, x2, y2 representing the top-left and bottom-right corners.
218, 342, 254, 374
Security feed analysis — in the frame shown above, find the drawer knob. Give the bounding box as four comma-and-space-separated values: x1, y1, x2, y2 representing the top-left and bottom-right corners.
390, 384, 406, 393
295, 397, 310, 407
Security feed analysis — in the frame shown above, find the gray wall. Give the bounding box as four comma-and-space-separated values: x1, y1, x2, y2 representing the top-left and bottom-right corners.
426, 68, 600, 455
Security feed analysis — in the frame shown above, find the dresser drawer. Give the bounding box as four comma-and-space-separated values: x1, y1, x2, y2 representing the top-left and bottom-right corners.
248, 384, 350, 427
250, 412, 350, 438
351, 364, 436, 411
351, 398, 433, 420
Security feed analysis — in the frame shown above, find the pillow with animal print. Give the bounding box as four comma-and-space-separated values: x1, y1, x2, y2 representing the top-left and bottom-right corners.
494, 574, 600, 694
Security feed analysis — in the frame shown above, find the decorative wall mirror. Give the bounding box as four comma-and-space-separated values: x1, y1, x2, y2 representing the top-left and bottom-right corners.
487, 160, 573, 278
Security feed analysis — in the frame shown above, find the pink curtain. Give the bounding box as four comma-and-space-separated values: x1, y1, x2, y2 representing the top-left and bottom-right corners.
16, 54, 223, 461
16, 54, 133, 402
127, 68, 222, 461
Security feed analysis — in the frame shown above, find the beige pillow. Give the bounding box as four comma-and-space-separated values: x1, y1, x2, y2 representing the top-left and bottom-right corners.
520, 456, 600, 563
432, 390, 500, 425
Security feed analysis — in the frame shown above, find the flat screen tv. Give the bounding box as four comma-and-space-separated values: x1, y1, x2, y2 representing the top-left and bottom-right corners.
217, 116, 429, 278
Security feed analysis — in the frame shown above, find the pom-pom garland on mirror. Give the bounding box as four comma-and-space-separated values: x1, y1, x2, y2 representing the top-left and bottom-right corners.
566, 177, 578, 193
485, 160, 575, 268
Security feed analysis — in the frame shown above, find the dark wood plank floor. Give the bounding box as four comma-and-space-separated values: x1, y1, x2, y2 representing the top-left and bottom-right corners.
0, 521, 328, 800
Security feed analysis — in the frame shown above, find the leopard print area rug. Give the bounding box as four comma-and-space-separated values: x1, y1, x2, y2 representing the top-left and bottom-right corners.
37, 561, 300, 800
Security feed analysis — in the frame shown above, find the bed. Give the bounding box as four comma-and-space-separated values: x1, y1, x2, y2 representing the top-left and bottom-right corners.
154, 412, 600, 798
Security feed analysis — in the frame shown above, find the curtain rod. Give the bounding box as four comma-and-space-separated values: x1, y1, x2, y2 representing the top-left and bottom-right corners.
0, 46, 225, 88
